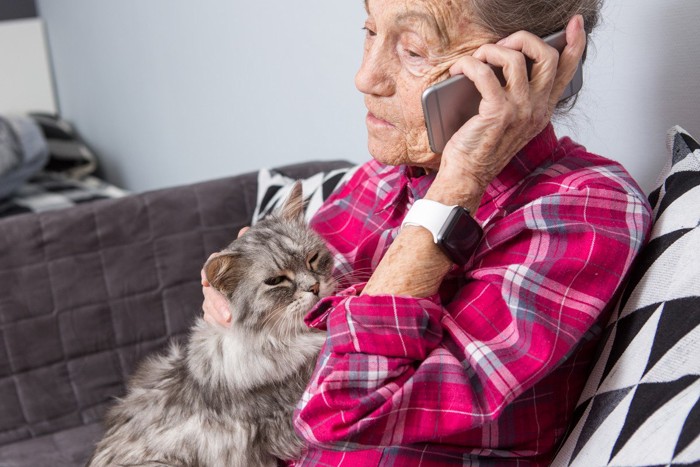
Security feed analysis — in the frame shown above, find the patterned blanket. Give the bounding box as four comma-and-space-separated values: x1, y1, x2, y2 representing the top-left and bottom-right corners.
0, 113, 127, 218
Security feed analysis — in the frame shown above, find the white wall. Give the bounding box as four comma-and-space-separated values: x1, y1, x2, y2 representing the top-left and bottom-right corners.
0, 19, 56, 115
37, 0, 700, 193
37, 0, 368, 191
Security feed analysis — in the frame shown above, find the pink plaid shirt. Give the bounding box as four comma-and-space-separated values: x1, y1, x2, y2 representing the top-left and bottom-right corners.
293, 125, 652, 466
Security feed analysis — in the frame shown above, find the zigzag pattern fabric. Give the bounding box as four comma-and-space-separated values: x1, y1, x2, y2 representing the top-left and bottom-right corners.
552, 126, 700, 466
252, 165, 358, 224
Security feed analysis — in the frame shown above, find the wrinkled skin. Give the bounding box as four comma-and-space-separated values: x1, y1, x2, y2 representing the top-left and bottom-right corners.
357, 0, 497, 169
205, 0, 587, 310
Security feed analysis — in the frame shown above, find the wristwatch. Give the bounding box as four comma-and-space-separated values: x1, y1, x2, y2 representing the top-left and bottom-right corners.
401, 199, 483, 265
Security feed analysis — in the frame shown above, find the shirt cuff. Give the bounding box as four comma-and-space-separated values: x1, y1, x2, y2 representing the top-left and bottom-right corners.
306, 284, 444, 360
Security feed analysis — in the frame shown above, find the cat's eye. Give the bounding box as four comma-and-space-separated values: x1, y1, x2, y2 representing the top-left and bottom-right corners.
308, 252, 319, 270
264, 276, 288, 286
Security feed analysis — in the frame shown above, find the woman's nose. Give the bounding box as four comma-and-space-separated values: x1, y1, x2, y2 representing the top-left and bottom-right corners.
355, 43, 394, 96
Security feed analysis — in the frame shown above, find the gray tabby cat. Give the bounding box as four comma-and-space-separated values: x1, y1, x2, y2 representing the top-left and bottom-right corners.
88, 182, 332, 467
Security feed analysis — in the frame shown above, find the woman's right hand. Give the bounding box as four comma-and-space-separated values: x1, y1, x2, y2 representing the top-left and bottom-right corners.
201, 227, 249, 327
427, 15, 587, 213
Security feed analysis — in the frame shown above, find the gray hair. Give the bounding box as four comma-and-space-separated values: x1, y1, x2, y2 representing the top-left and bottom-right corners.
470, 0, 602, 37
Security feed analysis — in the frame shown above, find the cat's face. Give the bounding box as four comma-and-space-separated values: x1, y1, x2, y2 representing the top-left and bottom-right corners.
204, 182, 335, 337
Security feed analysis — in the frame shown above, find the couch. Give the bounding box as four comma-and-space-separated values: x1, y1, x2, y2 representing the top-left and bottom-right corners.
1, 130, 698, 466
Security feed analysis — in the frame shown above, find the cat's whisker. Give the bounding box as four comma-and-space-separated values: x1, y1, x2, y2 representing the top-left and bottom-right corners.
260, 305, 288, 333
332, 267, 374, 289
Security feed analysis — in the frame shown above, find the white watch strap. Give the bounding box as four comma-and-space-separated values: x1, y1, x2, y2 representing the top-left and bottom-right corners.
401, 199, 457, 243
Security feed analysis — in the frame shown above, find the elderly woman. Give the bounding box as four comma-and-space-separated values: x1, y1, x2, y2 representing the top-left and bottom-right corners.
204, 0, 651, 464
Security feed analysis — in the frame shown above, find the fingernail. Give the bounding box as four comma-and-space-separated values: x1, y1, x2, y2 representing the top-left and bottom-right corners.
223, 311, 231, 322
577, 14, 584, 29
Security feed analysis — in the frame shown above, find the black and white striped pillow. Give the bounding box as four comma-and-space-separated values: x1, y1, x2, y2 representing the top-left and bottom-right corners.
552, 126, 700, 466
252, 165, 358, 224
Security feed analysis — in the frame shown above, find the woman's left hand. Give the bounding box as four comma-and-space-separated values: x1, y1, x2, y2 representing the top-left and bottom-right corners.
426, 15, 587, 213
201, 226, 249, 327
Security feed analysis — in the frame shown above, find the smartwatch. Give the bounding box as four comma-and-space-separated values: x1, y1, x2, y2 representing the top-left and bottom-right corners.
401, 199, 483, 265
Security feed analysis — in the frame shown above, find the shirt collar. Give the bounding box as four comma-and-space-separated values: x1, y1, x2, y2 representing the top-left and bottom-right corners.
368, 163, 434, 215
400, 165, 436, 203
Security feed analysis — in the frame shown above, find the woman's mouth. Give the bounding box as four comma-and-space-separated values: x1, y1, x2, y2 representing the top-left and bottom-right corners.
366, 112, 395, 128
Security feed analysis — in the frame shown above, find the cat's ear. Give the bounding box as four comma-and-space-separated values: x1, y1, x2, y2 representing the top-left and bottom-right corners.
204, 252, 244, 295
279, 181, 305, 222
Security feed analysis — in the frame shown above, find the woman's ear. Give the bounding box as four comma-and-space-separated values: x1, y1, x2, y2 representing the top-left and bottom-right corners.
279, 181, 305, 222
204, 252, 244, 295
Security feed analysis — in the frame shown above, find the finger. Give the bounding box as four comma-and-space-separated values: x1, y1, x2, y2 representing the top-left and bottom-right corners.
238, 226, 250, 238
471, 44, 530, 104
202, 308, 218, 326
550, 15, 586, 107
202, 302, 231, 327
202, 286, 232, 326
496, 30, 559, 100
449, 56, 507, 110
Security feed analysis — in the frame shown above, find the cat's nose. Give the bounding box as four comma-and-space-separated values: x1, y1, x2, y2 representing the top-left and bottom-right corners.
308, 282, 320, 296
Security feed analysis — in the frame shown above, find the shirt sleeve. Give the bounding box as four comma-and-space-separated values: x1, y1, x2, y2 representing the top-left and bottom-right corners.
294, 185, 652, 450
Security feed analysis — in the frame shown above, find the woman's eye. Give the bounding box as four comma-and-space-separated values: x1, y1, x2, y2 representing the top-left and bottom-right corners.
401, 44, 424, 59
264, 276, 287, 286
398, 34, 427, 62
362, 26, 376, 37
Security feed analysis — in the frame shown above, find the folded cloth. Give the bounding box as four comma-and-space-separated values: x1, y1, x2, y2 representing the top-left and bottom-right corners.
30, 113, 97, 179
0, 118, 19, 175
0, 115, 49, 199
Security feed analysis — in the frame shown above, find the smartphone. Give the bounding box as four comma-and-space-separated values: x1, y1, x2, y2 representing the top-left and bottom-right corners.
422, 29, 584, 153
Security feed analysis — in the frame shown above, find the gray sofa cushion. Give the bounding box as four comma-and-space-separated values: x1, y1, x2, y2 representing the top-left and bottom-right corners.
0, 424, 102, 467
0, 160, 352, 466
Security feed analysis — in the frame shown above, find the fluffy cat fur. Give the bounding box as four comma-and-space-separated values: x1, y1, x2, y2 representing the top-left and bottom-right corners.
88, 182, 332, 467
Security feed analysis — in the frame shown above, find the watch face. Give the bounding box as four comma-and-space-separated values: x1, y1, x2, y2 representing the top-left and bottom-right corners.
436, 207, 482, 265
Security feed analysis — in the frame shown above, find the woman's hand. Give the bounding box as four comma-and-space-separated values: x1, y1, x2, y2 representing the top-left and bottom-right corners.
201, 227, 249, 327
426, 15, 587, 212
201, 265, 231, 327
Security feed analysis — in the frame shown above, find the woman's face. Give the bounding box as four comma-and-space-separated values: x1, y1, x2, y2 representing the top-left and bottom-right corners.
356, 0, 496, 169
